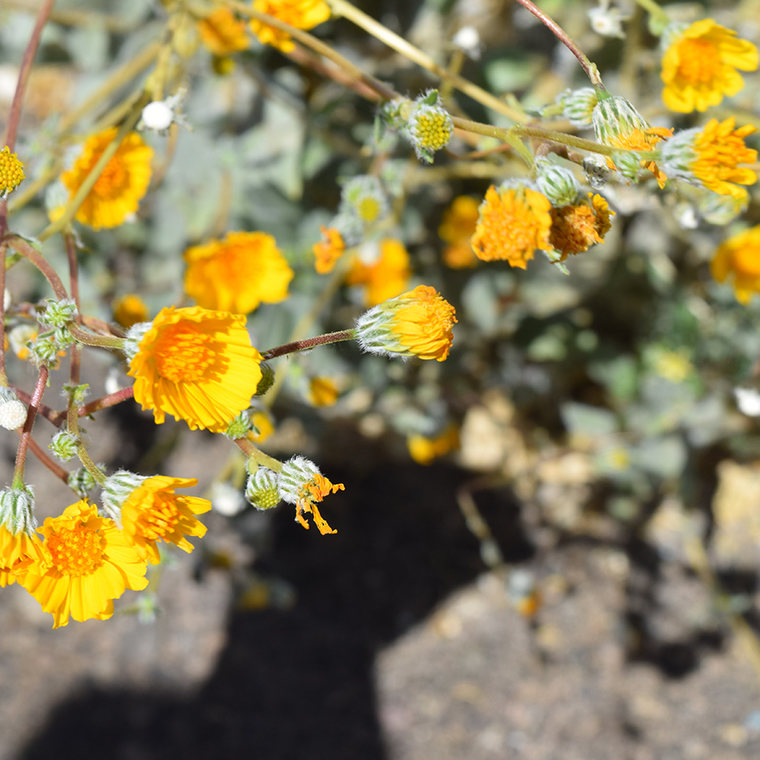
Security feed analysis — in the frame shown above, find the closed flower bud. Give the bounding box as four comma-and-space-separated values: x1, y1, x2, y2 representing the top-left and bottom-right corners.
406, 90, 453, 164
535, 158, 580, 206
224, 411, 254, 440
0, 485, 36, 536
245, 468, 281, 511
49, 430, 79, 461
41, 297, 77, 328
557, 87, 599, 128
68, 467, 98, 498
255, 361, 275, 396
0, 388, 26, 430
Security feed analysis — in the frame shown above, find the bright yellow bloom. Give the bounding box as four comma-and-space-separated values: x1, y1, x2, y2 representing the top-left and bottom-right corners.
250, 0, 331, 53
278, 456, 342, 535
0, 146, 25, 196
313, 226, 345, 274
355, 285, 457, 362
711, 225, 760, 304
20, 501, 148, 628
691, 119, 757, 200
198, 7, 249, 56
308, 376, 339, 406
549, 194, 614, 260
470, 184, 552, 268
59, 127, 153, 229
407, 425, 460, 465
661, 19, 759, 113
346, 239, 411, 306
439, 196, 478, 268
113, 293, 149, 328
117, 475, 211, 565
184, 231, 293, 314
127, 306, 263, 432
0, 526, 47, 588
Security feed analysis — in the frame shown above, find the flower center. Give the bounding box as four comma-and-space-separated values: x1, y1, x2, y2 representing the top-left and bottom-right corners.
46, 524, 105, 577
732, 246, 760, 278
676, 38, 719, 83
92, 156, 129, 199
152, 322, 217, 382
136, 495, 179, 541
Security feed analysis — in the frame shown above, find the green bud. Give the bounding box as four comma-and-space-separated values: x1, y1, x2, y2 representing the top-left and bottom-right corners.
49, 430, 79, 461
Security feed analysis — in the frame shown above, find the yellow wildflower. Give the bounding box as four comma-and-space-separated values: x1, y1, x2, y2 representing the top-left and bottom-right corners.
711, 225, 760, 304
278, 456, 342, 535
0, 146, 25, 196
113, 293, 149, 329
308, 376, 339, 406
0, 486, 48, 588
59, 127, 153, 229
103, 471, 211, 565
127, 306, 263, 432
198, 7, 249, 56
313, 226, 345, 274
184, 231, 293, 314
355, 285, 457, 362
661, 19, 759, 113
251, 410, 274, 442
470, 184, 552, 268
250, 0, 331, 53
407, 425, 460, 465
439, 196, 478, 269
346, 239, 411, 306
20, 501, 148, 628
549, 193, 614, 260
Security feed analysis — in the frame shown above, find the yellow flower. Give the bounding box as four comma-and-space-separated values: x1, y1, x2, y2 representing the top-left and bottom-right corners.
127, 306, 263, 432
355, 285, 457, 362
250, 410, 274, 441
184, 231, 293, 314
278, 456, 343, 535
313, 226, 345, 274
0, 145, 25, 196
549, 193, 614, 260
711, 225, 760, 304
250, 0, 331, 53
19, 500, 148, 628
104, 471, 211, 565
470, 184, 552, 268
113, 293, 149, 329
59, 127, 153, 229
407, 425, 460, 465
661, 19, 759, 113
439, 196, 478, 269
0, 527, 47, 587
308, 376, 339, 406
346, 238, 411, 306
198, 7, 249, 56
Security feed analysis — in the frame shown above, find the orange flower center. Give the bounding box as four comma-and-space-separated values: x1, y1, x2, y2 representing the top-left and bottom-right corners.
92, 157, 129, 199
135, 494, 180, 540
676, 38, 719, 83
152, 323, 217, 382
47, 524, 105, 577
732, 247, 760, 278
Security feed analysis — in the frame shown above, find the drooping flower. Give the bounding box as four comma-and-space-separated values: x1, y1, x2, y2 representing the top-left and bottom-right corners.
183, 231, 293, 314
660, 118, 757, 201
0, 486, 47, 588
313, 226, 345, 274
355, 285, 457, 362
470, 183, 552, 268
198, 7, 250, 56
58, 127, 153, 229
592, 95, 672, 186
0, 145, 25, 197
250, 0, 331, 53
278, 456, 343, 535
439, 196, 479, 269
113, 293, 149, 329
661, 19, 759, 113
102, 471, 211, 565
20, 500, 148, 628
549, 193, 614, 260
346, 238, 411, 306
126, 306, 263, 432
407, 425, 460, 465
710, 225, 760, 304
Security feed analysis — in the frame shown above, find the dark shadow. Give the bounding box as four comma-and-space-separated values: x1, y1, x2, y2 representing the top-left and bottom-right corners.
21, 437, 533, 760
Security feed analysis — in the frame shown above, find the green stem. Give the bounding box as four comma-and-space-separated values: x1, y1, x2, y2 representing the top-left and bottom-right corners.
68, 324, 126, 351
633, 0, 670, 27
76, 442, 107, 486
235, 439, 284, 472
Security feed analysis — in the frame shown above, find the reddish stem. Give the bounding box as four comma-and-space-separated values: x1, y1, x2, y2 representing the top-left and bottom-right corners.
1, 234, 69, 300
25, 433, 70, 485
13, 365, 49, 486
261, 329, 356, 360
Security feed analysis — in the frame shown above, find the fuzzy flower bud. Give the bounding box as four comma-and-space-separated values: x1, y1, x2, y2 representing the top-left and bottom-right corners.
611, 150, 643, 181
592, 95, 649, 143
0, 485, 36, 536
41, 298, 77, 328
355, 285, 457, 362
0, 485, 46, 583
278, 456, 343, 535
224, 411, 254, 440
340, 175, 389, 228
101, 469, 145, 522
557, 87, 599, 128
0, 387, 26, 430
49, 430, 79, 461
68, 467, 98, 498
535, 158, 580, 206
255, 362, 275, 396
406, 90, 453, 164
245, 468, 281, 511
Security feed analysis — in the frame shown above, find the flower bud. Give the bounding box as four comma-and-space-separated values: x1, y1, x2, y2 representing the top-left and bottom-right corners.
41, 297, 77, 328
535, 158, 580, 206
557, 87, 599, 128
406, 90, 453, 164
245, 468, 281, 511
224, 411, 254, 440
68, 467, 99, 498
0, 387, 26, 430
49, 430, 79, 461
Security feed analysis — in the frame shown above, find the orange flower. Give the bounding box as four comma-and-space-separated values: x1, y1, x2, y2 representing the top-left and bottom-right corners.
439, 196, 478, 268
407, 425, 460, 465
198, 7, 249, 56
711, 225, 760, 304
346, 239, 411, 306
549, 194, 614, 260
661, 19, 759, 113
313, 226, 345, 274
113, 293, 149, 328
308, 376, 339, 406
470, 184, 552, 268
58, 127, 153, 229
250, 0, 330, 52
